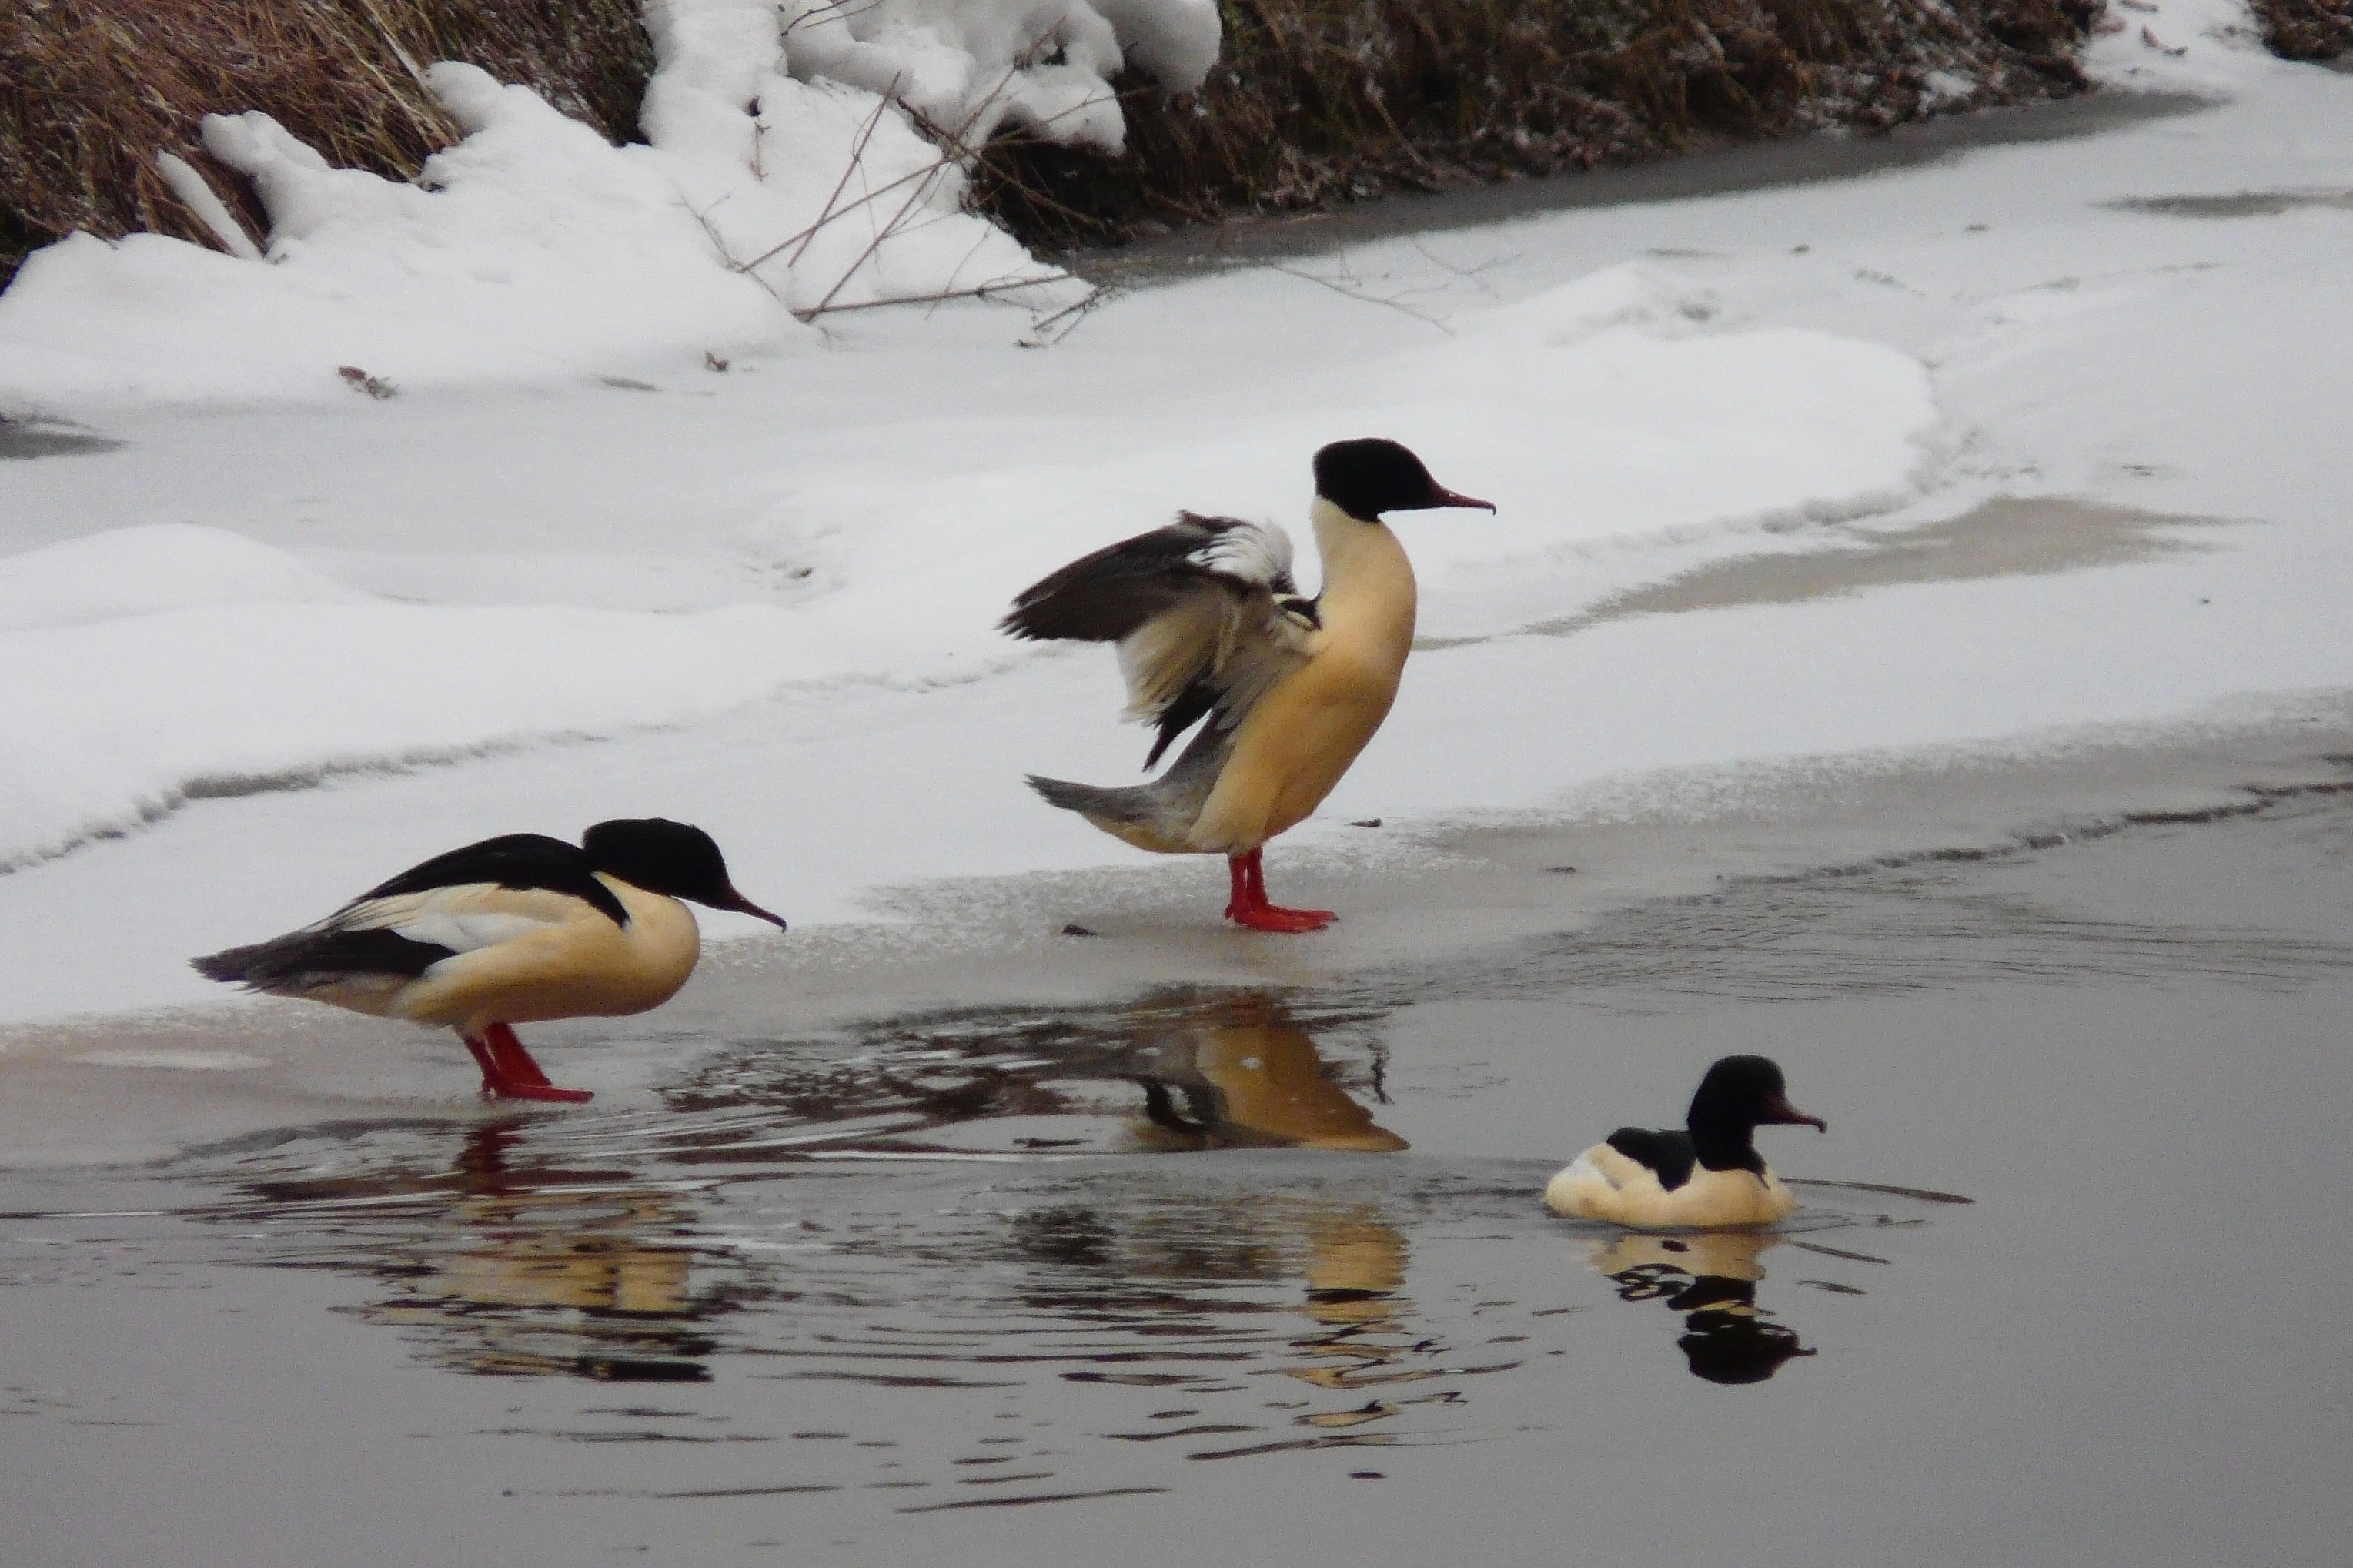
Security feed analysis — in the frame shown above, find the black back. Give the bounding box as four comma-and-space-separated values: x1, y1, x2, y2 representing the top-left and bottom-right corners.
358, 831, 630, 928
1606, 1126, 1700, 1192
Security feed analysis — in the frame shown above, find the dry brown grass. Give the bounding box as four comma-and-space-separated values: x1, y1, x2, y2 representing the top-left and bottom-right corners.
970, 0, 2106, 252
0, 0, 649, 289
2247, 0, 2353, 58
2, 0, 2121, 295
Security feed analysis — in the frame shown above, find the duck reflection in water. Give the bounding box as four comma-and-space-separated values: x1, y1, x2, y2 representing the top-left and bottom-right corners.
1587, 1231, 1815, 1385
258, 1122, 727, 1382
1124, 993, 1407, 1153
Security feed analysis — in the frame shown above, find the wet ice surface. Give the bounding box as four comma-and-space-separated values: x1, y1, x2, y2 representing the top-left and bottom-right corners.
8, 791, 2353, 1566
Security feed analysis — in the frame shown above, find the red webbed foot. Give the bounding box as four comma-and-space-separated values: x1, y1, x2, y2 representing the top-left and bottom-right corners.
1228, 903, 1337, 934
466, 1023, 595, 1104
1224, 848, 1337, 934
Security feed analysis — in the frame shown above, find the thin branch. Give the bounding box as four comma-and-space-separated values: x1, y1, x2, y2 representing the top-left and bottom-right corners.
1016, 283, 1117, 348
1268, 262, 1454, 333
785, 73, 900, 268
682, 192, 784, 303
790, 273, 1070, 320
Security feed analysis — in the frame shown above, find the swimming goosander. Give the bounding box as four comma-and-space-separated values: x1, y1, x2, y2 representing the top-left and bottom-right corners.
1544, 1055, 1827, 1228
1001, 439, 1493, 932
191, 818, 786, 1103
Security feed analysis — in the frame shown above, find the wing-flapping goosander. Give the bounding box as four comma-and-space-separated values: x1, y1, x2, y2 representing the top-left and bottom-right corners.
191, 818, 786, 1103
1544, 1055, 1827, 1229
1001, 439, 1493, 932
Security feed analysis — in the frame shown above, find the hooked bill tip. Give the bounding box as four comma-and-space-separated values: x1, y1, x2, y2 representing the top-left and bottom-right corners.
726, 890, 788, 930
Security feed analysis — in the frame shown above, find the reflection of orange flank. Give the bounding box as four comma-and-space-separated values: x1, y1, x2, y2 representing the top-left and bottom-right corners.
1126, 997, 1407, 1153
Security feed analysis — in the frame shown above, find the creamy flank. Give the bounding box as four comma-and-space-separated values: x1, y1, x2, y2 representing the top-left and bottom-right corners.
1545, 1142, 1800, 1229
1187, 497, 1418, 853
376, 874, 702, 1033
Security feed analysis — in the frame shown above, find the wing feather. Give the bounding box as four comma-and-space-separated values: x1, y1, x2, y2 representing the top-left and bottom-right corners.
329, 884, 581, 956
1004, 514, 1315, 768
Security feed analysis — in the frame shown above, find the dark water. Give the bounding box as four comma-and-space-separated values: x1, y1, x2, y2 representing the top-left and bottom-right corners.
1075, 92, 2212, 283
0, 417, 124, 460
5, 790, 2352, 1566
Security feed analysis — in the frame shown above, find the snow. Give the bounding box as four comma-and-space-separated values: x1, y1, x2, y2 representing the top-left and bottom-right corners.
775, 0, 1220, 150
0, 0, 1228, 402
0, 6, 2351, 1028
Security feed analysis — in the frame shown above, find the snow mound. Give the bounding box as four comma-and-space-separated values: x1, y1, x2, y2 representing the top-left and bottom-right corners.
0, 527, 825, 871
0, 1, 1204, 406
0, 524, 366, 633
777, 0, 1219, 152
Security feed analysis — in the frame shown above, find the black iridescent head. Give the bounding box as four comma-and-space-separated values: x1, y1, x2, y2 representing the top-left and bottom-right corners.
581, 818, 787, 928
1312, 438, 1496, 521
1688, 1055, 1825, 1138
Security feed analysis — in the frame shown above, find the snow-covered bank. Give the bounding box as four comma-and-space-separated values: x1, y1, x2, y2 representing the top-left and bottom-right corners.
0, 0, 1226, 402
0, 274, 1937, 876
0, 8, 2349, 1030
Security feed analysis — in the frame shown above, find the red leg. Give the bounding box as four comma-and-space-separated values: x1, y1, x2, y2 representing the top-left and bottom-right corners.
1223, 848, 1335, 933
466, 1023, 594, 1104
463, 1032, 499, 1093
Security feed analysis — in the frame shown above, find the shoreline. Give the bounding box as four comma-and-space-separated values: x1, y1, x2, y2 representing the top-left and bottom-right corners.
8, 700, 2348, 1172
6, 717, 2351, 1567
1068, 89, 2217, 285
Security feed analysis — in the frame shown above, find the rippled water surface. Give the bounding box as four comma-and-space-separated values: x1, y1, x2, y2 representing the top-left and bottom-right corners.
6, 791, 2352, 1566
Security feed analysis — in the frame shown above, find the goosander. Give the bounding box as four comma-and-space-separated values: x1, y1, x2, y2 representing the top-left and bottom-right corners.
1544, 1055, 1826, 1228
1001, 438, 1492, 931
192, 818, 785, 1103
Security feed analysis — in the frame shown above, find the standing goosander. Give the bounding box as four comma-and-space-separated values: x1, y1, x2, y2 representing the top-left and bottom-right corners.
1544, 1056, 1827, 1228
1000, 438, 1493, 931
192, 818, 786, 1103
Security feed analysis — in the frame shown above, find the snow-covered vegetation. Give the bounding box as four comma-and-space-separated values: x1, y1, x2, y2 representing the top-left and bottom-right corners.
0, 1, 1235, 396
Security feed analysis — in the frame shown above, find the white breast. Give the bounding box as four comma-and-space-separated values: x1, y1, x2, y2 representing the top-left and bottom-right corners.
1544, 1142, 1798, 1229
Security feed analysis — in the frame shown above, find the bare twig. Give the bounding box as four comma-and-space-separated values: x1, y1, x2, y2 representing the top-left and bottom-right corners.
1016, 283, 1117, 348
682, 192, 785, 303
784, 74, 900, 268
1406, 236, 1520, 296
1268, 261, 1454, 332
790, 273, 1069, 320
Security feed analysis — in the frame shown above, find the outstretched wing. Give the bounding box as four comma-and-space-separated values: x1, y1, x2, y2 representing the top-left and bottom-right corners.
1001, 513, 1319, 767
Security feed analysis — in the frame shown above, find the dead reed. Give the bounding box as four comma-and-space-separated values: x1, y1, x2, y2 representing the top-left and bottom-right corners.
2, 0, 2129, 293
969, 0, 2107, 253
1, 0, 649, 289
2246, 0, 2353, 58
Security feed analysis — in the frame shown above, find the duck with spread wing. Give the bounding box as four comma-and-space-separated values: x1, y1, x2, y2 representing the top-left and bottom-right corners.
1001, 439, 1493, 931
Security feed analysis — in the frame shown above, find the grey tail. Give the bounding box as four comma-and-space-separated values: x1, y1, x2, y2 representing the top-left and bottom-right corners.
1026, 722, 1236, 846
